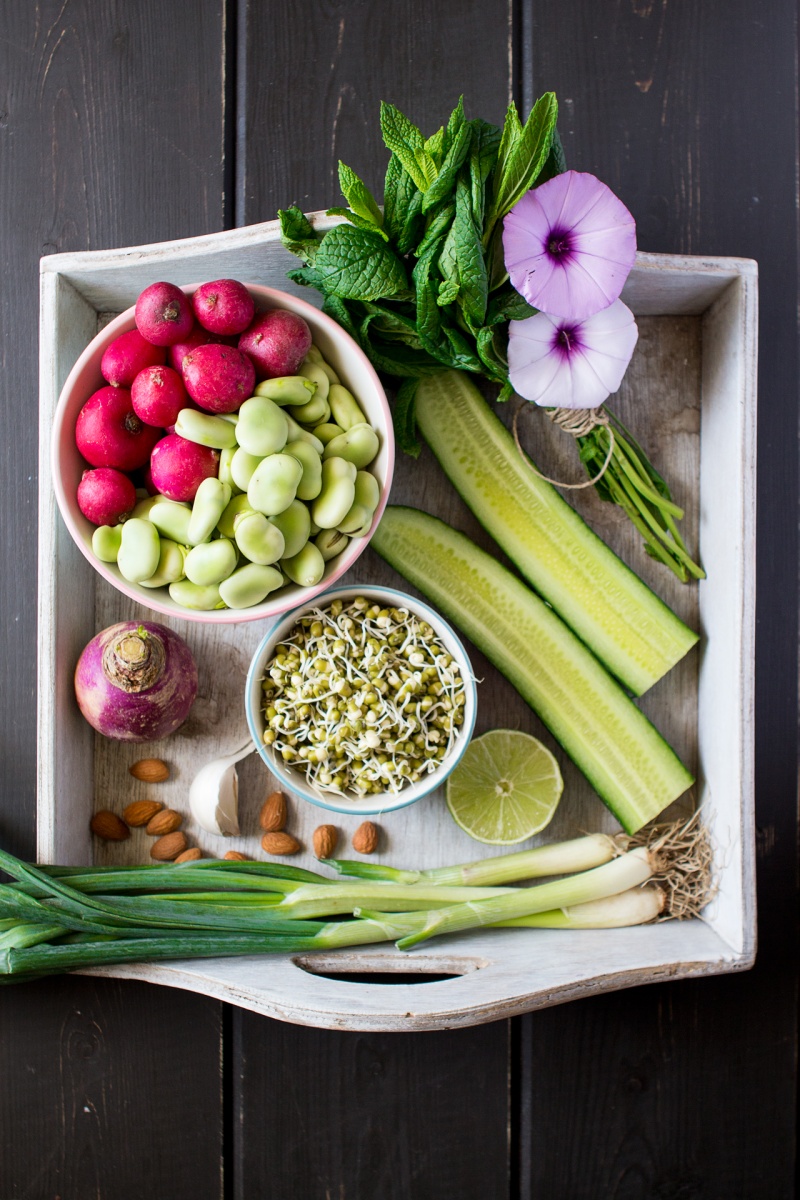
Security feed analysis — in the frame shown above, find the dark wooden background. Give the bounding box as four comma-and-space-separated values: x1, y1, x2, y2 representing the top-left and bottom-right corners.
1, 2, 796, 1196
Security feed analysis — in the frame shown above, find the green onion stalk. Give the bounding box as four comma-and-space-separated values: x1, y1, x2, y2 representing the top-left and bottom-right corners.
0, 817, 711, 983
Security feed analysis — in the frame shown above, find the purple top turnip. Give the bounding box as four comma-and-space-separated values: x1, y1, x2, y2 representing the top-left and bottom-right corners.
192, 279, 255, 336
76, 386, 161, 471
238, 309, 312, 379
74, 621, 198, 742
101, 330, 167, 387
135, 282, 195, 347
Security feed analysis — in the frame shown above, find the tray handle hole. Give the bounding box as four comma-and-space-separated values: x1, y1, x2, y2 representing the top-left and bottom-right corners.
292, 953, 487, 985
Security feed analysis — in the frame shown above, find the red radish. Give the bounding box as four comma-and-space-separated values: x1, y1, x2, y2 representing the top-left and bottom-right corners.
192, 279, 255, 335
101, 330, 166, 387
76, 386, 161, 471
77, 467, 137, 526
149, 433, 220, 502
74, 621, 198, 741
131, 364, 188, 427
135, 282, 194, 346
181, 343, 256, 413
238, 309, 312, 379
167, 328, 235, 372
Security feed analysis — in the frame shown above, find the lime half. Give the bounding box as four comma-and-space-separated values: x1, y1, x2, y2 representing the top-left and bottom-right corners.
445, 729, 564, 844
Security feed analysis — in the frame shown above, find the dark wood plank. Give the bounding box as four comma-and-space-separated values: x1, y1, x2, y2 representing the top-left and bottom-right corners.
234, 5, 514, 1198
0, 3, 230, 1195
232, 1016, 510, 1200
517, 1, 798, 1195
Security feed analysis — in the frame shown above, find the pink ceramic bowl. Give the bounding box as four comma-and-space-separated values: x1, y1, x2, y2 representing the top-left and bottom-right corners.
51, 284, 394, 624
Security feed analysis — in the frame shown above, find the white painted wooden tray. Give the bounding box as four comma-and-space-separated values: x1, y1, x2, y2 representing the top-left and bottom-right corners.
37, 220, 757, 1031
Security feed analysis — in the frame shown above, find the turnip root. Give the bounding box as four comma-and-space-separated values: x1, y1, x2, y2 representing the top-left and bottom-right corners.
135, 282, 194, 346
192, 279, 255, 336
131, 364, 188, 427
74, 621, 198, 741
181, 343, 256, 413
238, 309, 312, 379
77, 467, 137, 526
149, 432, 220, 502
101, 330, 166, 387
76, 386, 161, 471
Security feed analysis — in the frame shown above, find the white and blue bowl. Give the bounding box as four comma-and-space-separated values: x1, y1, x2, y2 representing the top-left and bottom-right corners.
245, 583, 478, 816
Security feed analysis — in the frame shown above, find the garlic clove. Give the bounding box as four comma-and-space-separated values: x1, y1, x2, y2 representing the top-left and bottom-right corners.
189, 759, 241, 836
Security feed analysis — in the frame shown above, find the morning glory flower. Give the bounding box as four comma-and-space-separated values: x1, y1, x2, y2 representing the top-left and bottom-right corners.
507, 299, 639, 409
503, 171, 637, 320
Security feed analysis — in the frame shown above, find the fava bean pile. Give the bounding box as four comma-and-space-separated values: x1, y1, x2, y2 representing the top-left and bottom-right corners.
261, 596, 468, 797
91, 345, 382, 610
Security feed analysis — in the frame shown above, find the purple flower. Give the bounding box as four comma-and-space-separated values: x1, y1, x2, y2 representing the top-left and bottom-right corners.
507, 300, 639, 409
503, 171, 637, 320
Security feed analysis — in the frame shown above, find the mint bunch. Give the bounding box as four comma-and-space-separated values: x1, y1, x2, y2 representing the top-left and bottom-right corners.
279, 95, 562, 454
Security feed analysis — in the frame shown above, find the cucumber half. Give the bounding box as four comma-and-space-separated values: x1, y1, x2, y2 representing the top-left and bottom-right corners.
371, 506, 694, 834
414, 370, 698, 696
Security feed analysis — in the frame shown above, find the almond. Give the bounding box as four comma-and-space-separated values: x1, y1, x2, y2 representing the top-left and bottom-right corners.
223, 851, 252, 862
174, 847, 203, 863
150, 831, 188, 861
129, 758, 170, 783
122, 799, 164, 827
259, 791, 287, 833
261, 831, 301, 856
145, 808, 183, 836
90, 810, 130, 841
352, 821, 379, 854
313, 824, 338, 859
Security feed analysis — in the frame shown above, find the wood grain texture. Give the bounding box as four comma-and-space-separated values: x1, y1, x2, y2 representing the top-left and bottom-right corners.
231, 1016, 509, 1200
0, 3, 229, 1196
519, 0, 798, 1195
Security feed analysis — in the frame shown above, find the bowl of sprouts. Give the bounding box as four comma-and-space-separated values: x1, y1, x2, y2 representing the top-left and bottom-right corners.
245, 584, 478, 815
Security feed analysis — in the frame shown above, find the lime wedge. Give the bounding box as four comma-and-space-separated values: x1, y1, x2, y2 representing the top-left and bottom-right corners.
445, 729, 564, 844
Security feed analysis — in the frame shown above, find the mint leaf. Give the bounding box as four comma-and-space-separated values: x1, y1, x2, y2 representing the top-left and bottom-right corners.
537, 126, 567, 184
454, 177, 487, 326
337, 162, 384, 228
321, 294, 362, 344
412, 240, 444, 355
415, 202, 454, 258
392, 378, 422, 456
396, 188, 424, 255
486, 284, 537, 325
425, 126, 445, 167
468, 119, 501, 228
497, 379, 514, 403
380, 102, 437, 192
287, 265, 325, 289
444, 96, 466, 153
314, 225, 409, 301
422, 120, 472, 212
326, 207, 389, 240
360, 301, 424, 348
437, 278, 460, 306
486, 92, 558, 233
441, 324, 483, 373
477, 325, 508, 379
279, 205, 321, 262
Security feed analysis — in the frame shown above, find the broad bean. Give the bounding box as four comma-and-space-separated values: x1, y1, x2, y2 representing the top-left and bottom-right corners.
117, 518, 161, 584
283, 411, 324, 453
322, 422, 379, 469
284, 439, 322, 501
149, 499, 192, 544
233, 510, 285, 565
310, 456, 357, 529
92, 524, 123, 562
187, 477, 232, 545
298, 362, 330, 405
338, 470, 381, 536
175, 408, 239, 450
218, 564, 283, 609
140, 538, 187, 588
216, 492, 253, 538
131, 495, 160, 520
304, 344, 340, 383
169, 579, 225, 610
254, 376, 316, 405
328, 383, 366, 431
184, 537, 237, 586
314, 527, 350, 562
247, 453, 303, 516
217, 446, 242, 493
235, 396, 289, 457
311, 422, 345, 445
230, 446, 263, 492
268, 499, 311, 559
281, 541, 325, 588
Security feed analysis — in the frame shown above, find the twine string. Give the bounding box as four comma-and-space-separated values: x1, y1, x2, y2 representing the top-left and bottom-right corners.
512, 401, 616, 490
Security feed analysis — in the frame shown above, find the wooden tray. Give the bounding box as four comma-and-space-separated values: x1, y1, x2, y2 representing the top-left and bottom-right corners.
37, 221, 757, 1031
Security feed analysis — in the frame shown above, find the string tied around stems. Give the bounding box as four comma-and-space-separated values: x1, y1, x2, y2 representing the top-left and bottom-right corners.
512, 401, 615, 490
